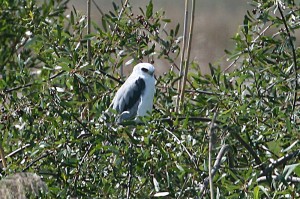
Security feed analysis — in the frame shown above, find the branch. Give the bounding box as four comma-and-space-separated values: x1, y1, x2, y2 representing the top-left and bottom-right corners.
277, 3, 298, 117
230, 129, 263, 169
200, 144, 230, 197
23, 150, 54, 171
184, 89, 223, 96
92, 0, 104, 16
4, 82, 35, 93
91, 69, 124, 84
0, 144, 7, 169
179, 0, 195, 106
52, 103, 92, 138
87, 0, 91, 62
159, 116, 222, 125
208, 108, 217, 199
0, 143, 31, 163
4, 71, 65, 93
257, 175, 300, 183
106, 0, 129, 76
211, 145, 230, 177
259, 149, 300, 178
224, 24, 272, 72
126, 128, 136, 199
164, 128, 197, 168
72, 143, 93, 195
175, 0, 189, 113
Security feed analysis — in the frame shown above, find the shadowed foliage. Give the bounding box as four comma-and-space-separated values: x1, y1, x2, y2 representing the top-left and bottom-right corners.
0, 0, 299, 198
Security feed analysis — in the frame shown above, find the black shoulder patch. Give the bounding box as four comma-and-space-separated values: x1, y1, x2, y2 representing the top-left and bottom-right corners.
123, 78, 145, 112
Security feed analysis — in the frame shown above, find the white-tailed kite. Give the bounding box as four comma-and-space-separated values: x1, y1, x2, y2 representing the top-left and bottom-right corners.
109, 63, 155, 123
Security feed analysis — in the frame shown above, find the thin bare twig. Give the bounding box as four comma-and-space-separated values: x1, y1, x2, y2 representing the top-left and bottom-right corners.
230, 130, 263, 169
180, 0, 195, 107
23, 150, 54, 171
0, 144, 31, 164
0, 143, 7, 169
177, 174, 191, 199
126, 128, 136, 199
92, 0, 104, 16
259, 149, 300, 178
91, 69, 124, 84
111, 0, 129, 38
224, 54, 240, 73
80, 144, 93, 165
277, 3, 298, 120
224, 24, 271, 72
211, 145, 229, 178
72, 143, 93, 194
106, 0, 129, 77
3, 82, 34, 93
175, 0, 189, 113
200, 144, 229, 197
0, 143, 30, 171
208, 109, 218, 199
164, 128, 197, 168
257, 175, 300, 183
159, 116, 221, 125
87, 0, 91, 62
4, 71, 65, 93
126, 154, 133, 199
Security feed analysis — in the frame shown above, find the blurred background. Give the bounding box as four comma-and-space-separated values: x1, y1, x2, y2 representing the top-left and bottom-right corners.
70, 0, 250, 73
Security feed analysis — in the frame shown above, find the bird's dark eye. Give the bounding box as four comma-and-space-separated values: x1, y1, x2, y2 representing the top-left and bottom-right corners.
141, 68, 149, 72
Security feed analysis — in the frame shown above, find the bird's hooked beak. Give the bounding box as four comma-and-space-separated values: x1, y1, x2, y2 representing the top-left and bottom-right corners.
148, 70, 155, 76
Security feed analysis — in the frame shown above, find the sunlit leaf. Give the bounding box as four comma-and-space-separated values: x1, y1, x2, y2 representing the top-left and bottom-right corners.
153, 192, 169, 197
146, 0, 153, 19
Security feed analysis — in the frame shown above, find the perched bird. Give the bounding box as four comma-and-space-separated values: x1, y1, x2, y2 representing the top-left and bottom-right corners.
109, 63, 156, 123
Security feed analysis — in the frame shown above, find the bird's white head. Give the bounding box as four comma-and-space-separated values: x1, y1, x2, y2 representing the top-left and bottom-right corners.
133, 63, 155, 77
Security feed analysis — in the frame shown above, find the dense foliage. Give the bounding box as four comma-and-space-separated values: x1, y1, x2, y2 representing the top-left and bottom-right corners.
0, 0, 299, 198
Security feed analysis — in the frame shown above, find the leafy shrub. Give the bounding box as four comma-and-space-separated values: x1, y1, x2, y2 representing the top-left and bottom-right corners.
0, 0, 299, 198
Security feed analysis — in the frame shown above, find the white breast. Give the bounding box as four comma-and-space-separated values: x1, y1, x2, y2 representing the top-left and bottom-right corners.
137, 76, 155, 117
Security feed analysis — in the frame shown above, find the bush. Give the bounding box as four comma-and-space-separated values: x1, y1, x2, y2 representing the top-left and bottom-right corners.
0, 0, 299, 198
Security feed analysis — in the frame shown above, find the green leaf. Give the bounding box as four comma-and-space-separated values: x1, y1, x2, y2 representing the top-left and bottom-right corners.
283, 163, 300, 180
175, 23, 180, 36
243, 14, 251, 34
253, 186, 259, 199
286, 118, 292, 133
162, 18, 171, 23
258, 186, 269, 198
153, 177, 160, 192
146, 0, 153, 19
112, 2, 118, 11
102, 16, 107, 32
82, 33, 96, 41
153, 192, 169, 197
70, 11, 74, 25
75, 73, 85, 83
294, 165, 300, 177
125, 58, 134, 66
266, 141, 281, 156
24, 37, 37, 49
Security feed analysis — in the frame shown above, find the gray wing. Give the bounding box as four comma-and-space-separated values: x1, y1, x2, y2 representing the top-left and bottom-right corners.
112, 77, 145, 120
